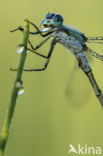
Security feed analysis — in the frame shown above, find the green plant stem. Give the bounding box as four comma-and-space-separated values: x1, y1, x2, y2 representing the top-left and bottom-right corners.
0, 20, 30, 156
0, 150, 3, 156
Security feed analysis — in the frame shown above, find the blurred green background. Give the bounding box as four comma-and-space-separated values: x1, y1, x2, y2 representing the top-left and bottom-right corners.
0, 0, 103, 155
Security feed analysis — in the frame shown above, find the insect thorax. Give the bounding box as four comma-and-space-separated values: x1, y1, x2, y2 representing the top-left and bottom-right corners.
52, 31, 84, 54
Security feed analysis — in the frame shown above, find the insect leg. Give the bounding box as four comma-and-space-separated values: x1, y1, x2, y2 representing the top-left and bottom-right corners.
10, 26, 24, 32
28, 35, 51, 50
10, 21, 56, 37
10, 26, 39, 35
11, 38, 56, 72
22, 35, 52, 58
76, 52, 103, 106
27, 21, 56, 37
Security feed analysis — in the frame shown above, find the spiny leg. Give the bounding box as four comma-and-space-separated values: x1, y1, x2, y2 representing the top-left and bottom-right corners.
10, 20, 41, 35
76, 52, 103, 106
10, 21, 56, 37
11, 38, 56, 72
10, 21, 42, 35
10, 26, 39, 35
24, 38, 56, 71
23, 35, 53, 59
27, 20, 56, 37
11, 27, 52, 57
28, 35, 51, 50
25, 47, 50, 58
10, 26, 24, 33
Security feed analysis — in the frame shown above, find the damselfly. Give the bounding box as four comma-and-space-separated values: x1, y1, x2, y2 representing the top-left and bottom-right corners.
11, 12, 103, 106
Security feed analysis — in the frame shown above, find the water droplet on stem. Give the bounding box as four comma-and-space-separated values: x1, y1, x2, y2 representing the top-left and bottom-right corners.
18, 88, 24, 95
16, 80, 25, 95
16, 44, 24, 54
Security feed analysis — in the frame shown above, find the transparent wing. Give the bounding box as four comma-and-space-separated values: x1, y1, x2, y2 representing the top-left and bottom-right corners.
86, 36, 103, 61
65, 59, 92, 108
87, 36, 103, 42
86, 48, 103, 61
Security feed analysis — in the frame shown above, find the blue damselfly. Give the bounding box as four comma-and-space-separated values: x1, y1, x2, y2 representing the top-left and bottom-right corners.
11, 12, 103, 106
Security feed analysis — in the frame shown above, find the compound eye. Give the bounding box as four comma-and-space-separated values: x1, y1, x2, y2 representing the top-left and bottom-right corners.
55, 17, 60, 22
54, 14, 63, 23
